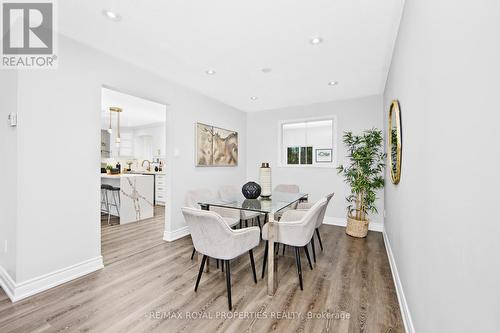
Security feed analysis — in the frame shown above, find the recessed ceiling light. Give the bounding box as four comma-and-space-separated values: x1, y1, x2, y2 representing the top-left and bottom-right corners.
250, 96, 258, 101
328, 81, 339, 86
310, 37, 323, 45
102, 10, 121, 22
261, 68, 272, 73
205, 69, 216, 75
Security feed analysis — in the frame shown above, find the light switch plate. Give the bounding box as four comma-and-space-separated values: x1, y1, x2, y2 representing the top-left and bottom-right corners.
8, 112, 17, 127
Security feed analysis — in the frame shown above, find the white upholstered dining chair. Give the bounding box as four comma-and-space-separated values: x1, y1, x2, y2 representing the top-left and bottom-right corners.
185, 189, 240, 260
273, 184, 300, 220
261, 197, 327, 290
182, 207, 260, 310
274, 184, 300, 194
185, 189, 240, 227
218, 185, 263, 229
296, 192, 334, 263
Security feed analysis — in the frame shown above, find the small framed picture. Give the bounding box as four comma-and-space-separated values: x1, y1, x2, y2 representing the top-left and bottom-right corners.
315, 149, 333, 163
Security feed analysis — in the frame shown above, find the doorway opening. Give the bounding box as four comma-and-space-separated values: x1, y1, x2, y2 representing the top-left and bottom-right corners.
99, 87, 168, 265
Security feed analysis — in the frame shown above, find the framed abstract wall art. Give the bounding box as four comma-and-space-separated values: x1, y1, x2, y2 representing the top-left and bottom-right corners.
196, 122, 238, 166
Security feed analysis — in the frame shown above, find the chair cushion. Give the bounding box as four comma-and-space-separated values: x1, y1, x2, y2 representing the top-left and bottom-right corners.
262, 210, 309, 243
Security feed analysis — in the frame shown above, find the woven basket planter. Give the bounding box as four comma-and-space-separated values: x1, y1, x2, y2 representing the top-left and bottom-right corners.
346, 216, 369, 238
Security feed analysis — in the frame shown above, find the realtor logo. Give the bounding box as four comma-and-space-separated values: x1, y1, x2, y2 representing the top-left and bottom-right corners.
1, 0, 57, 68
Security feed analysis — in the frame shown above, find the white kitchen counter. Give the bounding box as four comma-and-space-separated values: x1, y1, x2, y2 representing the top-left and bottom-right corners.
124, 171, 166, 176
101, 174, 154, 224
101, 173, 152, 179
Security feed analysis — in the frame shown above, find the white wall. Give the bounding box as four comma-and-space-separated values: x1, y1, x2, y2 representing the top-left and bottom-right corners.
0, 70, 18, 281
246, 95, 384, 225
383, 0, 500, 332
8, 35, 246, 288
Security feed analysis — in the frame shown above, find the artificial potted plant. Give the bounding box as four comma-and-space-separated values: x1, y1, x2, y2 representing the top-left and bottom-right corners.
337, 129, 385, 238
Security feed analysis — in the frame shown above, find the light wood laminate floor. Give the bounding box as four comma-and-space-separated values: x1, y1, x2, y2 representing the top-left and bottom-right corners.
0, 220, 404, 332
101, 205, 166, 265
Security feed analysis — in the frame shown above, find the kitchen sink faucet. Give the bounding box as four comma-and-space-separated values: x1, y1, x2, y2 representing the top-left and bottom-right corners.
141, 160, 152, 172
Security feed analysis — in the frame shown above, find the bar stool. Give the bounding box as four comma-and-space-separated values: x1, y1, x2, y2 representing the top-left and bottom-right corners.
101, 184, 120, 225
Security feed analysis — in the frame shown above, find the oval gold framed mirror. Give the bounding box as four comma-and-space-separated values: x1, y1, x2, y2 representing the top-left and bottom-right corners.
388, 100, 402, 184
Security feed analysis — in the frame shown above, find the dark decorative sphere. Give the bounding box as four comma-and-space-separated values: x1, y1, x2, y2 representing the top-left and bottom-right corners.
242, 181, 261, 199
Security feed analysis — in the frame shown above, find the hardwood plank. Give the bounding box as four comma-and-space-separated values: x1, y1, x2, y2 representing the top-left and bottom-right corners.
101, 206, 166, 265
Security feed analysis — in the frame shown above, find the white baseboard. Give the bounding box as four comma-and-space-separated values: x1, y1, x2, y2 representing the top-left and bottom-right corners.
383, 228, 415, 333
323, 216, 383, 232
0, 265, 16, 301
0, 256, 103, 303
163, 225, 190, 242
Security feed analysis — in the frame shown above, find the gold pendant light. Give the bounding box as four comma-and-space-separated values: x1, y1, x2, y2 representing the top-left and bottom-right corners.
109, 107, 123, 146
107, 109, 113, 134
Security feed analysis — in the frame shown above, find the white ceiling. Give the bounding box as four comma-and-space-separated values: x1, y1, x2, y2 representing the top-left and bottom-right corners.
101, 88, 166, 129
61, 0, 403, 112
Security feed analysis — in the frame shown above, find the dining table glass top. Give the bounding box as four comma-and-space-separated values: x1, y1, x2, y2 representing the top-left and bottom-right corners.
198, 191, 307, 214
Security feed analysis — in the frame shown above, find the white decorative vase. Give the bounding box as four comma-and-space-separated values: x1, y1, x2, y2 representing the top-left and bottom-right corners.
259, 162, 272, 197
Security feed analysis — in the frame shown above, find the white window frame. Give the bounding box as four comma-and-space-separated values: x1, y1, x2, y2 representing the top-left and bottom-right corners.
277, 115, 338, 168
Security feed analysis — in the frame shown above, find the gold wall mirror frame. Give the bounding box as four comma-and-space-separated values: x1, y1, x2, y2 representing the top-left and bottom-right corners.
388, 100, 402, 184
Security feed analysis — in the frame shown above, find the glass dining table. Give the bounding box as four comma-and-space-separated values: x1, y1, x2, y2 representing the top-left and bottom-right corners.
199, 190, 308, 296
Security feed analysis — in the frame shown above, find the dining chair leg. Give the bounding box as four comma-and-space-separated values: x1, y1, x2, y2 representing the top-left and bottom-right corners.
222, 260, 224, 272
316, 228, 324, 251
239, 220, 242, 229
245, 220, 248, 228
105, 190, 111, 225
311, 237, 317, 263
195, 255, 207, 292
216, 259, 219, 269
304, 245, 313, 270
294, 247, 303, 290
282, 244, 286, 256
225, 260, 232, 310
249, 250, 257, 284
257, 215, 262, 239
262, 241, 268, 279
191, 248, 196, 260
275, 243, 280, 255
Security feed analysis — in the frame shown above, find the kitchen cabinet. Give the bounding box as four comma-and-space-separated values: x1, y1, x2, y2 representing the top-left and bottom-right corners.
155, 174, 166, 205
101, 130, 111, 158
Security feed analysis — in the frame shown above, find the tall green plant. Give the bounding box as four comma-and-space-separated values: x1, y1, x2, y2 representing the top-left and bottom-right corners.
337, 129, 385, 221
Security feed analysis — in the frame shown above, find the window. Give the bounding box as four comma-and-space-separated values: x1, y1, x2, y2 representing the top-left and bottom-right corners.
280, 118, 336, 167
287, 146, 313, 164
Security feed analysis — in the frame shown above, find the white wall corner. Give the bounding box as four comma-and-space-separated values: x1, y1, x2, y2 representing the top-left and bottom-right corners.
383, 227, 415, 333
323, 216, 384, 232
163, 225, 190, 242
0, 256, 103, 303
